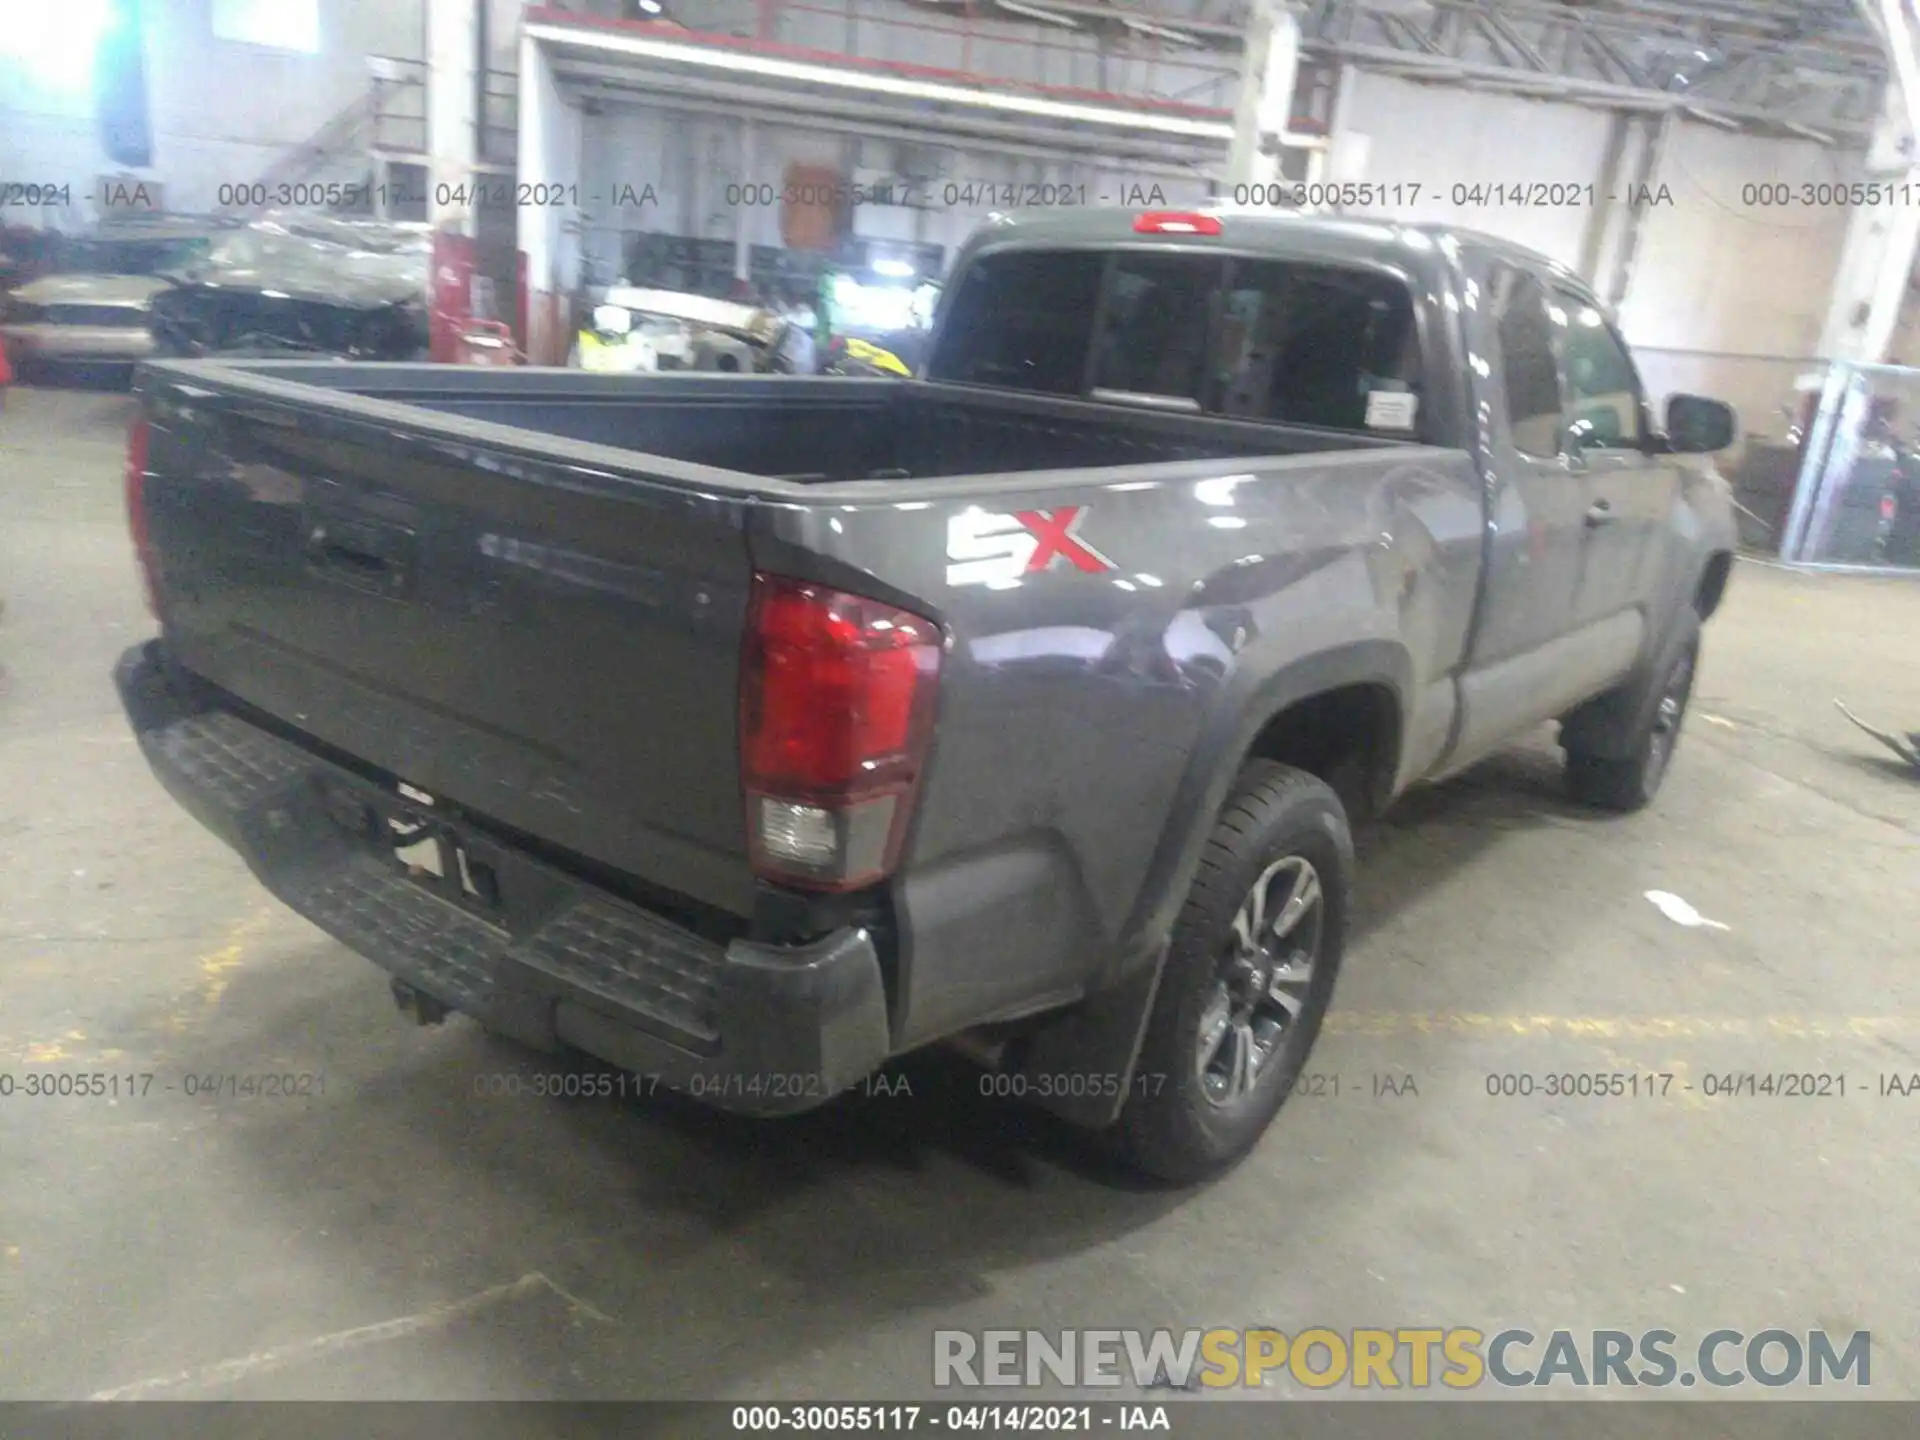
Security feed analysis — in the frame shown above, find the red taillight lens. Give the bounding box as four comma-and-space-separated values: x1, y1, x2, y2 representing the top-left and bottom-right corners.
1133, 211, 1222, 236
740, 572, 941, 891
125, 413, 162, 619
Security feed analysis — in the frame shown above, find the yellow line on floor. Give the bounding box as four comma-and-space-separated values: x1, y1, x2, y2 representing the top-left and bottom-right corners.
7, 906, 284, 1061
197, 905, 278, 1008
1324, 1012, 1916, 1039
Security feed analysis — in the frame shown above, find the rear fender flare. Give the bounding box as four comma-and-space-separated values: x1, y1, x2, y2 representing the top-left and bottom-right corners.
1015, 640, 1411, 1130
1118, 639, 1412, 970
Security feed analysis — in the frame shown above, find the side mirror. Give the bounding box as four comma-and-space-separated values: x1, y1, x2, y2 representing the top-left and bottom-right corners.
1665, 393, 1736, 454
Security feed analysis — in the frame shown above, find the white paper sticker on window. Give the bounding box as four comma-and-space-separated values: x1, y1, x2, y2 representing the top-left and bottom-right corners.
1365, 390, 1419, 431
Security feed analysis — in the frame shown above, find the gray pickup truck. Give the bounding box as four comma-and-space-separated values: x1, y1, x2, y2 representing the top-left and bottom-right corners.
115, 208, 1738, 1182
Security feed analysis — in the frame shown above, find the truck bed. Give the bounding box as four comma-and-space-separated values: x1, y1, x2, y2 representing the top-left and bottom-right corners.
161, 361, 1401, 483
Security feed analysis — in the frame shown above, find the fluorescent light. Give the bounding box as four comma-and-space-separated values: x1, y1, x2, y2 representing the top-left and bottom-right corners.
1121, 17, 1199, 46
525, 21, 1234, 140
994, 0, 1080, 27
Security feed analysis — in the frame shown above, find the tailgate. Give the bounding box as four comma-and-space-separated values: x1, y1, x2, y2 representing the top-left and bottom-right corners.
138, 373, 759, 917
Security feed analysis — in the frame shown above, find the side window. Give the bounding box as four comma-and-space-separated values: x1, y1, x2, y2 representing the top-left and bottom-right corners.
1213, 260, 1421, 433
1491, 267, 1564, 459
923, 250, 1104, 395
1088, 254, 1221, 404
1553, 286, 1644, 448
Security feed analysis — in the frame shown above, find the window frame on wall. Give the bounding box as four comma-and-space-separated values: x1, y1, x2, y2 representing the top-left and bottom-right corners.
211, 0, 321, 54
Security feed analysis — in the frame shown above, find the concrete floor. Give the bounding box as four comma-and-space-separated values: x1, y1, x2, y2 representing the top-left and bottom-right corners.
3, 383, 1919, 1406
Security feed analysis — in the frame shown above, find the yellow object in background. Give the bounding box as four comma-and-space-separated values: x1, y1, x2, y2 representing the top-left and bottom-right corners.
841, 338, 910, 376
576, 329, 656, 373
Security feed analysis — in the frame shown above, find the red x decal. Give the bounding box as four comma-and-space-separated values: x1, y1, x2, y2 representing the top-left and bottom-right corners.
1015, 507, 1115, 574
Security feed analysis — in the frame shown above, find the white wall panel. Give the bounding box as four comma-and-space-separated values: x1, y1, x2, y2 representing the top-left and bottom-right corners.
1618, 126, 1851, 354
1617, 127, 1851, 435
488, 0, 527, 72
1339, 71, 1613, 270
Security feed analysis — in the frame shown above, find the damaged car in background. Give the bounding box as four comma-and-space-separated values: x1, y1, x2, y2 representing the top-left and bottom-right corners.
148, 212, 430, 361
0, 216, 224, 375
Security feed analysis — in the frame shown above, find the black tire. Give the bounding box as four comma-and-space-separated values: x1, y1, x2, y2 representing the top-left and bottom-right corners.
1565, 617, 1700, 813
1113, 761, 1352, 1184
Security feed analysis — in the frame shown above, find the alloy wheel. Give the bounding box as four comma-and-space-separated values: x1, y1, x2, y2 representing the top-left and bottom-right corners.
1196, 855, 1325, 1106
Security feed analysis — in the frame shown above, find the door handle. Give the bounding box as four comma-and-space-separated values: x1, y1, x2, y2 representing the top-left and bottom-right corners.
1584, 499, 1616, 528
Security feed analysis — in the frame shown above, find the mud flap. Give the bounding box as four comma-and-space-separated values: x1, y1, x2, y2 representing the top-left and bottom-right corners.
1011, 945, 1168, 1131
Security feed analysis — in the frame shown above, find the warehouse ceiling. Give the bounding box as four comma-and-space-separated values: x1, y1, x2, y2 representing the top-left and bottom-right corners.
874, 0, 1890, 140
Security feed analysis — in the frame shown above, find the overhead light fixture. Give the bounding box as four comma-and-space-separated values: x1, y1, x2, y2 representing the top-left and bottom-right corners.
1781, 121, 1834, 143
1682, 105, 1741, 130
525, 21, 1235, 139
993, 0, 1079, 27
1121, 16, 1200, 46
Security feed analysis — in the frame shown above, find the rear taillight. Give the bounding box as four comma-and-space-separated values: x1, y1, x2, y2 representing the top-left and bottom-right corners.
740, 572, 941, 891
1133, 211, 1222, 236
125, 413, 162, 619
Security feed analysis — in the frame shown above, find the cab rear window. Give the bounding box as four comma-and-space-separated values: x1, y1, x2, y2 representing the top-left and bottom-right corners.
925, 250, 1103, 395
926, 246, 1422, 436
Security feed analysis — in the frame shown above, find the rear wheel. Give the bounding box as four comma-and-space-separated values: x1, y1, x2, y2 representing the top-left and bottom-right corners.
1113, 762, 1351, 1184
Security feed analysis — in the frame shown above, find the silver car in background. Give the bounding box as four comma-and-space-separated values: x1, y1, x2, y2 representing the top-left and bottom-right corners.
0, 218, 223, 372
0, 272, 174, 364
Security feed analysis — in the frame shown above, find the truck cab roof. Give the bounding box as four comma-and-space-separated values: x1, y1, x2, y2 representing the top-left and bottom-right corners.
953, 206, 1593, 300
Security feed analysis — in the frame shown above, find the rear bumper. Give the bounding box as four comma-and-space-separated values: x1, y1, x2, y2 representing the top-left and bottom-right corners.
114, 641, 892, 1117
